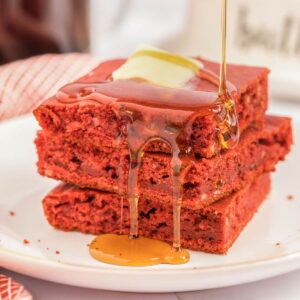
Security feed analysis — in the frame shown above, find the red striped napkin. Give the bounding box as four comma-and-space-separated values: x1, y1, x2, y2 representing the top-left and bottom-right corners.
0, 53, 99, 298
0, 275, 32, 300
0, 53, 99, 121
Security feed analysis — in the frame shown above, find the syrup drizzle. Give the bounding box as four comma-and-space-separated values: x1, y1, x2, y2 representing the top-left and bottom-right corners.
219, 0, 228, 96
57, 0, 238, 267
115, 131, 125, 234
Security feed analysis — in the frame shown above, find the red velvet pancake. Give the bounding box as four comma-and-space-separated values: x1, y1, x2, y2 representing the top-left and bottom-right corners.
43, 173, 271, 254
33, 58, 269, 158
36, 115, 292, 208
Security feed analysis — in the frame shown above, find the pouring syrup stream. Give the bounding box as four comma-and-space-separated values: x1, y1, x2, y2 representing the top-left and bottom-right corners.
219, 0, 228, 97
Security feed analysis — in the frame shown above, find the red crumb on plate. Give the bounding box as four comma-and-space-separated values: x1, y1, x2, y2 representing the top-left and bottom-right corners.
287, 195, 294, 200
9, 211, 15, 216
23, 239, 29, 245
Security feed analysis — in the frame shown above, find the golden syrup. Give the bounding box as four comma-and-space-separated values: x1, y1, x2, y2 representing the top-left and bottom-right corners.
90, 234, 189, 266
58, 0, 238, 267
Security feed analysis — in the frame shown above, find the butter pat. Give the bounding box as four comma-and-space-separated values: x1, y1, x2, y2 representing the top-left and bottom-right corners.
112, 45, 203, 88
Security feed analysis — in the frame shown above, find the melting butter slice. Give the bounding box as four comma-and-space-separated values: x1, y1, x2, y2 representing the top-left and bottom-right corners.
112, 44, 203, 88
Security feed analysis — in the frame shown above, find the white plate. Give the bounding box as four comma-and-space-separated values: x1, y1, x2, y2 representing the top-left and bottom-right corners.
0, 114, 299, 293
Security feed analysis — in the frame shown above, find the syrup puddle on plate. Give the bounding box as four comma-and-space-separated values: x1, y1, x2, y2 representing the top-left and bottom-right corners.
89, 234, 189, 266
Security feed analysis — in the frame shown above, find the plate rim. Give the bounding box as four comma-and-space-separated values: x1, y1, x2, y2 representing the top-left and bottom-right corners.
3, 244, 300, 274
3, 246, 300, 292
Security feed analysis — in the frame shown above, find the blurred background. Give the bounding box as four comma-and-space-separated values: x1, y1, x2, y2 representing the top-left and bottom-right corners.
0, 0, 299, 100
